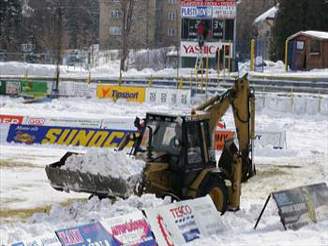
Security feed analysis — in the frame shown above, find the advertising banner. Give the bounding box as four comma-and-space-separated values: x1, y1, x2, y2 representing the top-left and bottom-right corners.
212, 4, 236, 19
255, 130, 287, 149
56, 222, 114, 246
101, 117, 136, 130
20, 80, 48, 97
5, 81, 20, 95
25, 116, 102, 129
7, 124, 136, 148
146, 88, 191, 105
11, 233, 61, 246
97, 85, 146, 103
181, 6, 213, 18
181, 41, 231, 58
272, 183, 328, 230
214, 129, 235, 150
100, 211, 156, 246
0, 114, 24, 125
73, 82, 97, 98
181, 0, 236, 7
144, 196, 224, 246
59, 81, 75, 97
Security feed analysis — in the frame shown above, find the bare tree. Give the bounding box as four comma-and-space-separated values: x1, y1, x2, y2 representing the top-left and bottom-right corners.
26, 0, 65, 95
120, 0, 136, 72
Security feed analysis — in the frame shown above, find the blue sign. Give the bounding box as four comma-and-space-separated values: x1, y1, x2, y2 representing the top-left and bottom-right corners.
181, 6, 213, 18
56, 222, 120, 246
7, 124, 136, 148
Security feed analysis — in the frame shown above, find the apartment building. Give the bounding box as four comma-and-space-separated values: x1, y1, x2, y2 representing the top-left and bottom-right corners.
99, 0, 180, 50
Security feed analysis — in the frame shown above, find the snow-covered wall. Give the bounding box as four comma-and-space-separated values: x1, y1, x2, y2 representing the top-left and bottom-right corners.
256, 93, 328, 115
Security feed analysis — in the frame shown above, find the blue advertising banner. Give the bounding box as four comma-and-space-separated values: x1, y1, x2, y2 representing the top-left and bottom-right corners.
181, 6, 213, 18
56, 222, 119, 246
7, 124, 136, 148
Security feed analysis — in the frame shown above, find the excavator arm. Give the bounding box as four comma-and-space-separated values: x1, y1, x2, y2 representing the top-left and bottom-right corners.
193, 75, 256, 181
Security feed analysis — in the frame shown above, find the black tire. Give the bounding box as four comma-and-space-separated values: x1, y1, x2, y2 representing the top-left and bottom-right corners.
197, 175, 229, 214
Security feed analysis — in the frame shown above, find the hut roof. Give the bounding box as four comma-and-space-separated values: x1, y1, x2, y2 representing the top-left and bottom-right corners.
288, 31, 328, 41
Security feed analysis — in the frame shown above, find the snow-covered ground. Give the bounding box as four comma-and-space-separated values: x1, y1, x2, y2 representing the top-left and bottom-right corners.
0, 93, 327, 245
1, 60, 328, 80
0, 50, 327, 244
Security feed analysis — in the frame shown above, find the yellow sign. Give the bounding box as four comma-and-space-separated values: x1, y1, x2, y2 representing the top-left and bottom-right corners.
97, 84, 145, 103
41, 128, 134, 148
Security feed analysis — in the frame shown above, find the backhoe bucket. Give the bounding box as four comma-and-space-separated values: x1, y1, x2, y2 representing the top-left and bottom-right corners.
45, 152, 135, 198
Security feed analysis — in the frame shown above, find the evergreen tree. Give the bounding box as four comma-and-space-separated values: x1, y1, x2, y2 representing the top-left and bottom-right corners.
272, 0, 328, 60
0, 0, 22, 51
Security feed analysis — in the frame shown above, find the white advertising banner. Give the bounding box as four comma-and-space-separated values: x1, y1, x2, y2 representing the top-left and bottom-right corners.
25, 116, 102, 128
181, 6, 213, 18
59, 81, 75, 97
11, 233, 61, 246
181, 0, 235, 7
59, 82, 96, 98
212, 4, 236, 19
100, 117, 136, 130
146, 88, 191, 105
255, 130, 287, 149
180, 41, 231, 58
144, 196, 225, 246
73, 82, 97, 98
100, 211, 156, 246
6, 81, 20, 95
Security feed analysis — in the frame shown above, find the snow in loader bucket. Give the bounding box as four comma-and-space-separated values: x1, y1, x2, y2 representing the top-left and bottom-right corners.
45, 150, 145, 198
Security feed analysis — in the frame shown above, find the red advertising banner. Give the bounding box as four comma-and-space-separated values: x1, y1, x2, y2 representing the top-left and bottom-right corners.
181, 0, 236, 7
0, 114, 24, 125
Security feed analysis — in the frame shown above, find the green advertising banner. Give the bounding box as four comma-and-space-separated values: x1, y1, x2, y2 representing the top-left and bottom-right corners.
0, 80, 6, 95
20, 80, 48, 98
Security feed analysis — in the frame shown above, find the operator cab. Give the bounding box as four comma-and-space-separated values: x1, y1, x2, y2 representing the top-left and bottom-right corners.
144, 113, 216, 172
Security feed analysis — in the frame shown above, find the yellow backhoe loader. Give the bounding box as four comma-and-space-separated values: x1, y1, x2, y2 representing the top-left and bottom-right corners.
46, 75, 255, 213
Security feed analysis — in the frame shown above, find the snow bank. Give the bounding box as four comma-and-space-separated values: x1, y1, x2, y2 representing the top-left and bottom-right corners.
63, 149, 145, 180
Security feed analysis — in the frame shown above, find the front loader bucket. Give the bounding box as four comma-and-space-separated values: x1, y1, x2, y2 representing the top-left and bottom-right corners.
45, 152, 132, 198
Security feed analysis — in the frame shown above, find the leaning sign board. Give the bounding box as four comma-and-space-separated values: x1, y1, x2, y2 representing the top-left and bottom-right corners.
100, 211, 156, 246
272, 183, 328, 230
255, 183, 328, 230
144, 195, 225, 246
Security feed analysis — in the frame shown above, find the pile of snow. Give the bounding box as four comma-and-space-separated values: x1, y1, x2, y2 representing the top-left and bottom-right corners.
63, 149, 146, 180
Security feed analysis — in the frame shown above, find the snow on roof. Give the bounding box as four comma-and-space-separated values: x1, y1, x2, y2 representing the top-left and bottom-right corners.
288, 31, 328, 40
254, 5, 278, 24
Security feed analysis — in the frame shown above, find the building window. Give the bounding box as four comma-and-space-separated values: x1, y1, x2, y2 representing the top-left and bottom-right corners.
168, 28, 176, 36
111, 10, 121, 19
296, 41, 304, 50
168, 12, 176, 21
168, 0, 176, 4
110, 26, 121, 36
310, 39, 320, 54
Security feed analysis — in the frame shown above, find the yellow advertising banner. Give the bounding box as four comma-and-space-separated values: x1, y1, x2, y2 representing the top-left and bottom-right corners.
97, 84, 145, 103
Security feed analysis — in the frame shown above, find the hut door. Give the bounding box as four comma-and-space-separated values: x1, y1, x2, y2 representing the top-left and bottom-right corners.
288, 40, 297, 70
294, 40, 306, 71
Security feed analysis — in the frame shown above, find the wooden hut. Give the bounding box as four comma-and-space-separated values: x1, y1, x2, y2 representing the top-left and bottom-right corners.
286, 31, 328, 71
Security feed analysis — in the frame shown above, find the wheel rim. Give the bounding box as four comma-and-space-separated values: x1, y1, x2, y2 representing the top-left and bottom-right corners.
209, 187, 224, 211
